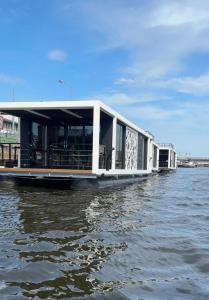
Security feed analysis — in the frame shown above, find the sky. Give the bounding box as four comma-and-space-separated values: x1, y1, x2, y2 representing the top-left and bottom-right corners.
0, 0, 209, 156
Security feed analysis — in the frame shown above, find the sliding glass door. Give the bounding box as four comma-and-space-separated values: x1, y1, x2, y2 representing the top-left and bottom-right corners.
47, 124, 93, 169
31, 122, 47, 167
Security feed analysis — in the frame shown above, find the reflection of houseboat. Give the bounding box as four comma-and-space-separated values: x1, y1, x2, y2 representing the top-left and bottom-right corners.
159, 143, 177, 171
0, 100, 163, 188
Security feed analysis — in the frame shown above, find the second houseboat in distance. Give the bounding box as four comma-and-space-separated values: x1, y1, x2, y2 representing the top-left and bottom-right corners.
0, 100, 169, 188
159, 143, 177, 171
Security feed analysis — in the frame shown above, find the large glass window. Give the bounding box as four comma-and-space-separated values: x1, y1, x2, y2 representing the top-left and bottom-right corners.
159, 150, 169, 167
116, 122, 125, 169
173, 152, 176, 168
47, 124, 93, 169
153, 145, 158, 168
170, 150, 176, 168
48, 125, 65, 148
31, 122, 46, 167
67, 125, 93, 169
31, 122, 45, 149
68, 125, 93, 150
48, 125, 93, 150
137, 133, 148, 170
99, 111, 113, 170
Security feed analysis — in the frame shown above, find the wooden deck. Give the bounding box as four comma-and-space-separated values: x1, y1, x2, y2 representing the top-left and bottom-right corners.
0, 168, 92, 174
0, 167, 94, 179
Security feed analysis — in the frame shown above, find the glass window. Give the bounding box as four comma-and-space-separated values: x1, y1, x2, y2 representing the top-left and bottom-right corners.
137, 133, 148, 170
30, 122, 46, 167
116, 122, 125, 169
159, 150, 169, 167
68, 125, 93, 150
152, 145, 157, 168
47, 125, 65, 148
31, 122, 45, 149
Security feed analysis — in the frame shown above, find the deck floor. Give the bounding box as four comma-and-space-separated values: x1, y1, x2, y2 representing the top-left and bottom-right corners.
0, 168, 92, 174
0, 168, 94, 177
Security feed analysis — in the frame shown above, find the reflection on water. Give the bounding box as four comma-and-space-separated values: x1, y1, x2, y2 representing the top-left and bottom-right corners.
0, 169, 209, 299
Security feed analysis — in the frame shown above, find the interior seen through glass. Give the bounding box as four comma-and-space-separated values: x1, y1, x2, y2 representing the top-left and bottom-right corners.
30, 122, 93, 169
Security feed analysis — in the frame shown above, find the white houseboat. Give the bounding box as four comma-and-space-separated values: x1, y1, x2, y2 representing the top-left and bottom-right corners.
159, 143, 177, 171
0, 100, 161, 188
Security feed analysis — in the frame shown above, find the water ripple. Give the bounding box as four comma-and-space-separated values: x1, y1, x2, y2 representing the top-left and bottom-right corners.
0, 168, 209, 299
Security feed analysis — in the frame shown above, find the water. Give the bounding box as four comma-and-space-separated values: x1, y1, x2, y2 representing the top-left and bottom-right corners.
0, 168, 209, 299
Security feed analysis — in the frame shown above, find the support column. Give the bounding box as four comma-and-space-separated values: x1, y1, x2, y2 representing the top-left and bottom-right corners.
44, 126, 48, 167
111, 117, 117, 170
147, 138, 152, 171
17, 117, 21, 168
92, 104, 100, 173
157, 148, 160, 170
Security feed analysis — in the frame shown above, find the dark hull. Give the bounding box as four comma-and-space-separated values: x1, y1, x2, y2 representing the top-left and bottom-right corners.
13, 174, 150, 190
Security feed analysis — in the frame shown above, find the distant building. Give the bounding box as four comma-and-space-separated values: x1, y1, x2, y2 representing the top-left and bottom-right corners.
0, 114, 18, 143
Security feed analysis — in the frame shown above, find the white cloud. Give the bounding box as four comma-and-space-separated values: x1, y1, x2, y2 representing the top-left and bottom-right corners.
58, 0, 209, 83
97, 92, 171, 106
114, 77, 135, 85
154, 72, 209, 95
149, 1, 209, 28
126, 106, 184, 120
101, 92, 136, 105
0, 73, 24, 85
47, 49, 67, 61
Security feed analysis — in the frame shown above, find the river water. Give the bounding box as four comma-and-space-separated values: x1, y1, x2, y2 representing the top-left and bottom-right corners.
0, 168, 209, 300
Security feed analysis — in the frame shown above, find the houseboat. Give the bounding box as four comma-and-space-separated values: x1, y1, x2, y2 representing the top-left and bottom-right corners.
159, 143, 177, 171
0, 100, 160, 188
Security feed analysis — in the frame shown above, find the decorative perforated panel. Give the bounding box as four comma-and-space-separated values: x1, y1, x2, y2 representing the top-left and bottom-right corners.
125, 127, 138, 170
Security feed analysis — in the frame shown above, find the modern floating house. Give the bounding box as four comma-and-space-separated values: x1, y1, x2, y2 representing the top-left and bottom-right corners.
159, 143, 177, 171
0, 100, 176, 188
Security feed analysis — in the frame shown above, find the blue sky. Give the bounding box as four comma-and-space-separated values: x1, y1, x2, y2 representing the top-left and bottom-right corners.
0, 0, 209, 156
